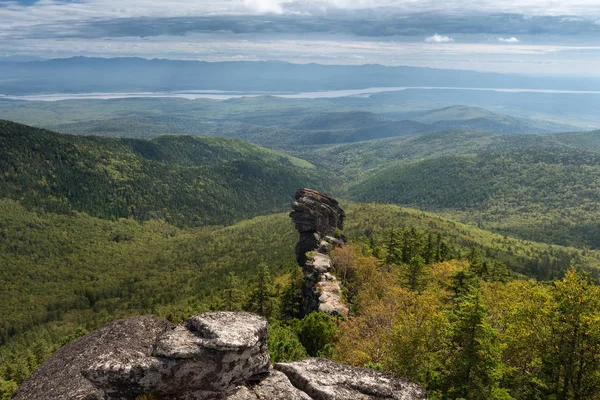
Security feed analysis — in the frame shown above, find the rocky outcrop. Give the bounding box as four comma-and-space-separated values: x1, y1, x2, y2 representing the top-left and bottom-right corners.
303, 254, 349, 316
290, 189, 345, 266
14, 312, 425, 400
12, 316, 170, 400
290, 188, 348, 317
227, 369, 312, 400
13, 313, 270, 400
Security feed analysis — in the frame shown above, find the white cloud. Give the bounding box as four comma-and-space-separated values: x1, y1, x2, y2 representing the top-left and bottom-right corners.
243, 0, 284, 14
497, 37, 520, 43
425, 33, 454, 43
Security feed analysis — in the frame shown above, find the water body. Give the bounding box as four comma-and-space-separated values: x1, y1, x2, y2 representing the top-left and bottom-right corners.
3, 86, 600, 101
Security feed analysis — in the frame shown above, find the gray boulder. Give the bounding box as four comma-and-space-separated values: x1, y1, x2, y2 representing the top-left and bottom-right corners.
12, 315, 171, 400
227, 369, 312, 400
275, 358, 426, 400
13, 312, 270, 400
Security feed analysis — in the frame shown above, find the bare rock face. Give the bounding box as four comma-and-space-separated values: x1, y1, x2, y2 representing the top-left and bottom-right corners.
290, 188, 345, 266
275, 358, 426, 400
13, 312, 270, 400
303, 254, 349, 317
227, 369, 312, 400
12, 315, 171, 400
290, 188, 348, 317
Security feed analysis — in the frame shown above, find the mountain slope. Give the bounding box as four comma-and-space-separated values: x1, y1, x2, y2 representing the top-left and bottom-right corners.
0, 120, 325, 226
300, 130, 560, 179
349, 148, 600, 248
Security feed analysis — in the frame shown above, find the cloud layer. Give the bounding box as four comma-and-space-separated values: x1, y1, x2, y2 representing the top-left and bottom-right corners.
1, 0, 600, 76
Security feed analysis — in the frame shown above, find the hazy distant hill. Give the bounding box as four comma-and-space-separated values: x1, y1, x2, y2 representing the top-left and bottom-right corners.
2, 57, 600, 95
0, 120, 325, 226
0, 96, 579, 149
386, 105, 578, 133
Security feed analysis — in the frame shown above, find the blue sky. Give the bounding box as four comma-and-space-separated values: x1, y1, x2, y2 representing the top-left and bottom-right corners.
2, 0, 600, 75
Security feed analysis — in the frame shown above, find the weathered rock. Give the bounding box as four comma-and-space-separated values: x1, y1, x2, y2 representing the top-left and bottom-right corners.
315, 273, 349, 316
227, 369, 312, 400
12, 315, 172, 400
84, 312, 270, 398
275, 358, 426, 400
305, 253, 333, 275
14, 312, 426, 400
14, 313, 270, 400
303, 254, 349, 317
290, 188, 345, 266
290, 189, 348, 317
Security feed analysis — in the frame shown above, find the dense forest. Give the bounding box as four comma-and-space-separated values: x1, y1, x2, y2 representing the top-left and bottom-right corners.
0, 120, 325, 226
3, 115, 600, 399
330, 243, 600, 400
2, 196, 600, 398
349, 148, 600, 249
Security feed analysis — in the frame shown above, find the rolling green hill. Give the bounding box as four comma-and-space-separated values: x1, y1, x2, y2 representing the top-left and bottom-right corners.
300, 130, 557, 180
349, 148, 600, 248
0, 120, 325, 226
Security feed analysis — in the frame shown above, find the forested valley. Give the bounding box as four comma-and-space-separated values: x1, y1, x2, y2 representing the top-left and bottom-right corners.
3, 102, 600, 400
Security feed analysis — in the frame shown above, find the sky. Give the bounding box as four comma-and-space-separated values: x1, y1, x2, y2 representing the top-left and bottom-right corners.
1, 0, 600, 75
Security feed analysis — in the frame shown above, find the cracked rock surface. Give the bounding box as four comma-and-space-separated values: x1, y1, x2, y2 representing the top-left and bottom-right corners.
275, 358, 426, 400
13, 313, 270, 400
12, 315, 170, 400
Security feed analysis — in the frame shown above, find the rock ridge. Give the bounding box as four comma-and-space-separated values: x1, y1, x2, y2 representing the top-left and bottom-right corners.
290, 188, 349, 317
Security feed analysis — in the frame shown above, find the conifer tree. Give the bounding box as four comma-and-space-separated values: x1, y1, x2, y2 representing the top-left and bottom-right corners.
244, 262, 277, 319
543, 267, 600, 400
279, 267, 304, 321
385, 229, 402, 266
443, 283, 505, 400
223, 272, 242, 311
405, 254, 426, 292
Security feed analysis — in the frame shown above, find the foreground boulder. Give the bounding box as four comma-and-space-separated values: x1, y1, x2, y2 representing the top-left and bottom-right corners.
13, 313, 270, 400
227, 369, 312, 400
12, 316, 170, 400
14, 312, 425, 400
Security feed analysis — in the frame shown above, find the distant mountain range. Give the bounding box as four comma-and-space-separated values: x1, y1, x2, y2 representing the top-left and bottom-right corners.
2, 57, 600, 95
